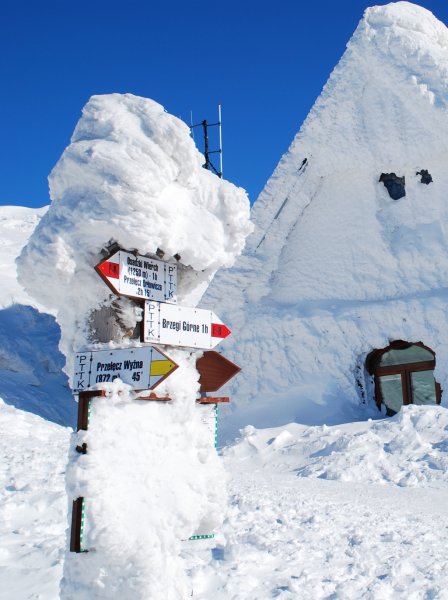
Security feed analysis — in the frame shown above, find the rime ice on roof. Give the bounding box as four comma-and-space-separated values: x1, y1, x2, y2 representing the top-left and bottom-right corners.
202, 1, 448, 439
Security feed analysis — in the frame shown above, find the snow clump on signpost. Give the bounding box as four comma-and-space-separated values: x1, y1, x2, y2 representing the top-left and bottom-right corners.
17, 93, 252, 599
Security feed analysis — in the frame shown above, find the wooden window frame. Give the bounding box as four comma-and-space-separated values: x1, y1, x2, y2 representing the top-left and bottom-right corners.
366, 341, 441, 412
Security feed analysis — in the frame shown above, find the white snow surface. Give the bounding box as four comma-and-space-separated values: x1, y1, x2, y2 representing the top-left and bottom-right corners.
0, 397, 70, 600
5, 394, 448, 598
188, 406, 448, 599
201, 1, 448, 439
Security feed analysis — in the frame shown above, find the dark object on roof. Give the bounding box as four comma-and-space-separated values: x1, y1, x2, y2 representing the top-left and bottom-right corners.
379, 173, 406, 200
416, 169, 433, 184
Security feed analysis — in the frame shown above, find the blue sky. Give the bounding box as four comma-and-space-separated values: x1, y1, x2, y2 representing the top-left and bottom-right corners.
2, 0, 448, 208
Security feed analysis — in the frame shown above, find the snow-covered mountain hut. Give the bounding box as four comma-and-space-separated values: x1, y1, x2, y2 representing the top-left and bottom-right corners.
203, 2, 448, 436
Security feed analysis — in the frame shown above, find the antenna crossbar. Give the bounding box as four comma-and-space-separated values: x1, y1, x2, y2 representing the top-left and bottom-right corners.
189, 105, 223, 178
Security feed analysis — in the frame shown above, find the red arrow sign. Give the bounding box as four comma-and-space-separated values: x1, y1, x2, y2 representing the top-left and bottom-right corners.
211, 323, 231, 339
95, 249, 177, 303
98, 260, 120, 279
196, 351, 241, 392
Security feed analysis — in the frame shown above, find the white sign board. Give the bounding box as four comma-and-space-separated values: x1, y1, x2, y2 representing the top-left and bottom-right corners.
73, 346, 177, 392
142, 301, 231, 349
95, 250, 177, 303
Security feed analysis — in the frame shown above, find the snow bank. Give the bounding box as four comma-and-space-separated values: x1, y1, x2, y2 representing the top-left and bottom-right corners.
16, 93, 251, 598
0, 304, 75, 426
0, 205, 75, 426
0, 205, 47, 309
201, 2, 448, 438
194, 405, 448, 599
226, 405, 448, 488
0, 397, 70, 599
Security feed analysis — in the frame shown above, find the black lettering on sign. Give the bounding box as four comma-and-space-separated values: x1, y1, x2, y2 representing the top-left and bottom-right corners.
162, 319, 181, 331
143, 260, 158, 271
96, 362, 123, 372
183, 321, 200, 332
127, 256, 142, 267
123, 360, 144, 370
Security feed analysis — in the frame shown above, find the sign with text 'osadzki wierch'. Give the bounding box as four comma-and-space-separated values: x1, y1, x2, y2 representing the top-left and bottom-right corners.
95, 250, 177, 303
142, 301, 231, 349
73, 346, 177, 392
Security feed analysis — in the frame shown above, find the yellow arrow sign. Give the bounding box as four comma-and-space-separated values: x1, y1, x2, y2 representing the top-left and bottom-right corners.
150, 360, 177, 377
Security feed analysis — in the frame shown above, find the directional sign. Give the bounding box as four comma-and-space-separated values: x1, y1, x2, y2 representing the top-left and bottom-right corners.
196, 351, 241, 392
95, 250, 177, 303
142, 301, 231, 349
73, 346, 178, 392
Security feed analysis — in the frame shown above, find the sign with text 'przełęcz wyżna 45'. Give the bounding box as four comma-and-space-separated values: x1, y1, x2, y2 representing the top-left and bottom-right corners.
95, 250, 177, 303
73, 346, 178, 392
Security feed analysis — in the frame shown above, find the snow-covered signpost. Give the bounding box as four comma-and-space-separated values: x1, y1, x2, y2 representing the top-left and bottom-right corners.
17, 93, 252, 599
68, 245, 241, 554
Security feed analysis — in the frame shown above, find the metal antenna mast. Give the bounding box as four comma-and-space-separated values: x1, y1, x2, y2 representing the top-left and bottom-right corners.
190, 103, 223, 178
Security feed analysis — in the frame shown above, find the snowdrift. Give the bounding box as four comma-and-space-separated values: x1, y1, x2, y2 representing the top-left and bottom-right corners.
227, 405, 448, 488
0, 205, 74, 426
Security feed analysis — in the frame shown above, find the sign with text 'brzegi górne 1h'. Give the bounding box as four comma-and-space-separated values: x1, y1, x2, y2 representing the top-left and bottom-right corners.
95, 250, 177, 303
142, 301, 231, 349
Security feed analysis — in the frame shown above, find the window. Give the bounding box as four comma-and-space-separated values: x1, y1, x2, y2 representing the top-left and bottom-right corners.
366, 341, 441, 415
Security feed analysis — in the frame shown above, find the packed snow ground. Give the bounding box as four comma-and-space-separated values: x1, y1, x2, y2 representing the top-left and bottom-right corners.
0, 399, 70, 600
188, 407, 448, 599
